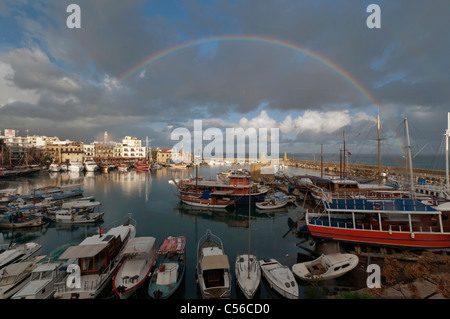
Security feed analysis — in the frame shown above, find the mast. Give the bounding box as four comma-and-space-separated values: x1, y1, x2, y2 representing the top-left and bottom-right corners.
343, 130, 346, 179
446, 112, 450, 191
247, 181, 251, 279
404, 118, 414, 194
321, 144, 323, 179
377, 113, 381, 184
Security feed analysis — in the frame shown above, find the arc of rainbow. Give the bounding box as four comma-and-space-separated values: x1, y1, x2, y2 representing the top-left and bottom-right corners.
91, 35, 403, 153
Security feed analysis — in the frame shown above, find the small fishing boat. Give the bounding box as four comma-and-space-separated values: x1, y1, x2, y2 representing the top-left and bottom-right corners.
292, 253, 359, 282
255, 192, 291, 210
148, 236, 186, 299
118, 164, 130, 172
235, 189, 261, 299
197, 230, 231, 299
113, 237, 157, 299
259, 258, 298, 299
235, 254, 260, 299
135, 160, 150, 171
0, 210, 46, 229
52, 208, 104, 224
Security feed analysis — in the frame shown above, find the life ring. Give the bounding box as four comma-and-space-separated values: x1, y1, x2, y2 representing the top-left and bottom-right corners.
374, 203, 382, 210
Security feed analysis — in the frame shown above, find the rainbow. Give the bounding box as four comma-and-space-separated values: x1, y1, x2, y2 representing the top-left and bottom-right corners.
91, 35, 405, 152
117, 35, 378, 107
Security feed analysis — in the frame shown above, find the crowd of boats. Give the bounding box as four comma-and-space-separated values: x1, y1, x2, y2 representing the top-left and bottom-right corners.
0, 215, 359, 300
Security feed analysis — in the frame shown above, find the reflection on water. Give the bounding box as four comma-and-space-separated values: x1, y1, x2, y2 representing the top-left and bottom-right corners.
0, 165, 366, 299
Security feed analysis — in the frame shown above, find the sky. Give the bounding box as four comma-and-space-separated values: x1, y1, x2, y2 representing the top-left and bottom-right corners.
0, 0, 449, 160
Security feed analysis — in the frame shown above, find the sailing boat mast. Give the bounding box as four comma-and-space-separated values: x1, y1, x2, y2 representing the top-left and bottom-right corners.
445, 112, 450, 191
377, 113, 381, 184
404, 118, 414, 194
343, 130, 346, 179
247, 183, 251, 279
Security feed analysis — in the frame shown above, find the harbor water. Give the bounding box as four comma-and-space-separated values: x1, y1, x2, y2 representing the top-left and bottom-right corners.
0, 165, 367, 299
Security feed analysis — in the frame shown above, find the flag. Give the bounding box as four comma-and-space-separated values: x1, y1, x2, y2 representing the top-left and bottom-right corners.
97, 226, 104, 235
347, 151, 352, 156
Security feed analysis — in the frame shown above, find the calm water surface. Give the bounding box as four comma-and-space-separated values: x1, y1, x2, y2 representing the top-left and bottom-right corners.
0, 165, 366, 299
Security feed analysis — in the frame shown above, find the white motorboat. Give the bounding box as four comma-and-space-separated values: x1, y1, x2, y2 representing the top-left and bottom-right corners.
54, 215, 136, 299
12, 244, 76, 299
84, 160, 99, 172
0, 256, 45, 299
68, 161, 84, 172
0, 242, 43, 270
292, 253, 359, 282
0, 188, 18, 204
49, 163, 61, 172
113, 236, 157, 299
259, 258, 298, 299
60, 164, 68, 171
52, 208, 104, 224
197, 230, 231, 299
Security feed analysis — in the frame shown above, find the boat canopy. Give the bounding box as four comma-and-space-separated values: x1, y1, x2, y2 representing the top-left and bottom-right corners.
158, 236, 186, 254
121, 237, 156, 256
59, 243, 107, 259
202, 255, 230, 271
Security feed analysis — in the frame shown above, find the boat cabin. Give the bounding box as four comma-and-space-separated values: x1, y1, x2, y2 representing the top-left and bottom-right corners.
61, 229, 130, 276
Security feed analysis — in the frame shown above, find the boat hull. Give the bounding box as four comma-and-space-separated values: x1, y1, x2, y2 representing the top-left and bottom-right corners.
307, 224, 450, 249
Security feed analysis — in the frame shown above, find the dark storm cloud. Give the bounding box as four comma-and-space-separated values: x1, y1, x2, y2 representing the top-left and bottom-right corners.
0, 0, 448, 151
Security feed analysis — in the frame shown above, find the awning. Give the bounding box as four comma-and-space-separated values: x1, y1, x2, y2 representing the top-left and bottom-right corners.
59, 243, 107, 259
202, 255, 230, 271
120, 237, 156, 256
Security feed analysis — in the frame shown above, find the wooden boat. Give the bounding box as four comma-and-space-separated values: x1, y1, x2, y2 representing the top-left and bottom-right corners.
177, 191, 235, 209
0, 210, 46, 229
305, 197, 450, 249
292, 253, 359, 282
259, 258, 298, 299
176, 173, 270, 205
54, 215, 136, 299
196, 230, 231, 299
235, 189, 261, 299
135, 160, 150, 171
148, 236, 186, 299
113, 237, 157, 299
0, 256, 45, 299
255, 192, 290, 210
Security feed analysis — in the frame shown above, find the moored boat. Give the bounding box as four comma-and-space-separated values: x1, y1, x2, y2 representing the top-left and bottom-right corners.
292, 253, 359, 281
259, 258, 298, 299
255, 192, 291, 210
148, 236, 186, 299
177, 190, 235, 209
196, 230, 231, 299
113, 236, 157, 299
54, 215, 136, 299
235, 254, 260, 299
305, 197, 450, 249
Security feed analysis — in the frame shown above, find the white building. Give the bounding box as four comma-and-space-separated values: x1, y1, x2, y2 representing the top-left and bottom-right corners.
120, 136, 147, 159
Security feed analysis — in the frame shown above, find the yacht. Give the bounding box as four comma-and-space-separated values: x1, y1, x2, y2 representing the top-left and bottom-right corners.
68, 161, 84, 172
84, 160, 99, 172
